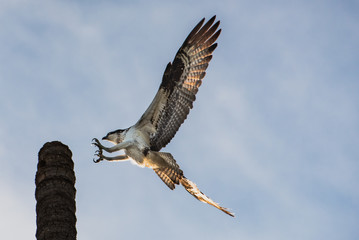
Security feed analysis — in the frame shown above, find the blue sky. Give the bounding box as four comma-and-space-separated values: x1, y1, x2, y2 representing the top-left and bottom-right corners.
1, 0, 359, 239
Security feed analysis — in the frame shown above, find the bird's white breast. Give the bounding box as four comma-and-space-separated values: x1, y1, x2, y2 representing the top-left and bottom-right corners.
123, 126, 149, 150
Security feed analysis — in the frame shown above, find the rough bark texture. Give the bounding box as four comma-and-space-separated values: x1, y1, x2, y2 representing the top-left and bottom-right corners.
35, 141, 77, 240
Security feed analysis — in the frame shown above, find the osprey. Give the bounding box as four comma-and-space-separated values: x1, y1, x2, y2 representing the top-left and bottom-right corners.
92, 16, 234, 217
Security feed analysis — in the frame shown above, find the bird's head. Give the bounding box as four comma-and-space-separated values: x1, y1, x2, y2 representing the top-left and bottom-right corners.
102, 129, 126, 144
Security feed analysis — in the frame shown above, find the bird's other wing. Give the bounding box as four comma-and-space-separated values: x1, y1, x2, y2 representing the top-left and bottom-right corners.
136, 16, 221, 151
152, 152, 183, 190
180, 177, 235, 217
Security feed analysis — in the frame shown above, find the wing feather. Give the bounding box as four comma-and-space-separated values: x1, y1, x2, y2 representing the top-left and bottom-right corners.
153, 152, 183, 190
136, 16, 221, 151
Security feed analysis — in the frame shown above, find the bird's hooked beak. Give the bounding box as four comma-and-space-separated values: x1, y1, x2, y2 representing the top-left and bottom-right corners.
102, 135, 108, 141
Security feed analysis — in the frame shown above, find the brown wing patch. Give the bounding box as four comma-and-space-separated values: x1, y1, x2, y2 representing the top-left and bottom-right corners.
154, 167, 183, 190
152, 152, 184, 190
154, 168, 176, 190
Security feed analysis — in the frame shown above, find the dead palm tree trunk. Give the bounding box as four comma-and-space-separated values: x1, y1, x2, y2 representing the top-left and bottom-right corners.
35, 141, 77, 240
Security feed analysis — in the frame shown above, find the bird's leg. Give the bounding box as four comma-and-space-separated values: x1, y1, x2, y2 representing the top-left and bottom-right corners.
92, 138, 134, 163
93, 150, 129, 163
103, 155, 130, 162
106, 141, 133, 152
92, 138, 133, 153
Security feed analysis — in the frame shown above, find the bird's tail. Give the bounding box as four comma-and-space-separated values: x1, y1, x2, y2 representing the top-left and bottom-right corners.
180, 176, 235, 217
151, 151, 234, 217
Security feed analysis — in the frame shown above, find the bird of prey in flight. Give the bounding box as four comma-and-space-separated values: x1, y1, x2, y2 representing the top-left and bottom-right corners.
92, 16, 234, 217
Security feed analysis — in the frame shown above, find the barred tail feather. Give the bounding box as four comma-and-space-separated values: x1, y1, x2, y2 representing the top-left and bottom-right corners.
180, 177, 235, 217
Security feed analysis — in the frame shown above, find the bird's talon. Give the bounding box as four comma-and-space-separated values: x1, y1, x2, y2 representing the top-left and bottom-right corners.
92, 138, 104, 150
93, 151, 104, 163
92, 138, 104, 163
93, 157, 103, 163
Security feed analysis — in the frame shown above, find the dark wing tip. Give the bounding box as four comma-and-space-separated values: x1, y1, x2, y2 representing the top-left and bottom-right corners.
209, 15, 216, 23
206, 28, 221, 45
212, 20, 220, 31
208, 43, 218, 53
184, 17, 206, 43
184, 16, 219, 45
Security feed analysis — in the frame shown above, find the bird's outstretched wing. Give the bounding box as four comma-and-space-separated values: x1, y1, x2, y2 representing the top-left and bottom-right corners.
136, 16, 221, 151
